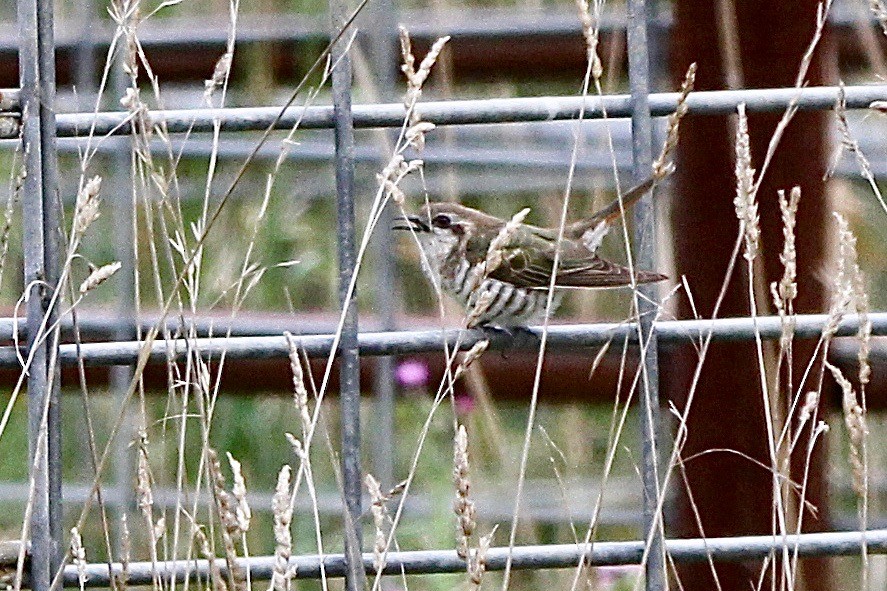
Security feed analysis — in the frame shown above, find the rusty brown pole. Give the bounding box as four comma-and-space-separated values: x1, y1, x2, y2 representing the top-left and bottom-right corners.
669, 1, 833, 590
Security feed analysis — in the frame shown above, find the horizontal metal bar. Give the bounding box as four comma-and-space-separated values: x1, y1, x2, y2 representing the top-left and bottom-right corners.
0, 476, 879, 528
0, 8, 638, 55
9, 84, 881, 139
42, 134, 634, 171
57, 528, 887, 586
0, 480, 643, 527
0, 312, 880, 368
0, 2, 872, 58
2, 115, 882, 181
0, 313, 361, 340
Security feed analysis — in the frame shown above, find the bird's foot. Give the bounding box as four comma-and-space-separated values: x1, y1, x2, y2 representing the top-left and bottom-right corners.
477, 324, 540, 357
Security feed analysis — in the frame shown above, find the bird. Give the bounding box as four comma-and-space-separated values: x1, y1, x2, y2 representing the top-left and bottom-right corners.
393, 176, 668, 327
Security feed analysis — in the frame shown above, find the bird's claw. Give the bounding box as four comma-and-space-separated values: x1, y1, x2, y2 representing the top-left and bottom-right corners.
477, 324, 540, 358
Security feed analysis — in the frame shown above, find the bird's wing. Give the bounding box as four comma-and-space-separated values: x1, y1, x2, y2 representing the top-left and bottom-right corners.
548, 256, 666, 287
487, 234, 665, 288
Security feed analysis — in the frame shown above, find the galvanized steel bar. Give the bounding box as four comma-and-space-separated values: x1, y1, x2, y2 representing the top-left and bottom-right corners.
110, 135, 136, 519
0, 312, 881, 368
18, 0, 62, 587
73, 0, 97, 110
8, 120, 887, 181
626, 0, 664, 588
53, 528, 887, 587
0, 4, 875, 55
35, 0, 62, 574
19, 0, 52, 587
329, 2, 364, 589
364, 0, 399, 490
28, 84, 887, 139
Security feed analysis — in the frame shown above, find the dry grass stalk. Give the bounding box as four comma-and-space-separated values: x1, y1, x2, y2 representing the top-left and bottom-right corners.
73, 176, 102, 238
79, 261, 122, 294
71, 527, 87, 591
204, 50, 234, 102
833, 86, 875, 179
365, 474, 389, 573
653, 62, 696, 179
453, 424, 476, 559
284, 332, 312, 437
377, 155, 424, 206
575, 0, 603, 79
399, 27, 450, 149
227, 452, 252, 533
770, 186, 800, 348
115, 514, 130, 591
832, 84, 887, 216
850, 241, 872, 389
484, 208, 531, 275
453, 340, 490, 381
399, 27, 449, 150
822, 213, 861, 340
468, 526, 496, 589
270, 465, 295, 591
135, 430, 166, 591
110, 0, 139, 79
208, 448, 245, 588
855, 283, 871, 387
797, 391, 820, 428
195, 523, 228, 591
153, 514, 166, 543
733, 103, 759, 262
112, 0, 158, 161
136, 431, 154, 516
465, 290, 496, 329
870, 0, 887, 35
405, 122, 436, 150
825, 361, 867, 496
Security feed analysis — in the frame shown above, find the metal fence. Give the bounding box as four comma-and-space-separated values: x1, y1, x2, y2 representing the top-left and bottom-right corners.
5, 0, 887, 590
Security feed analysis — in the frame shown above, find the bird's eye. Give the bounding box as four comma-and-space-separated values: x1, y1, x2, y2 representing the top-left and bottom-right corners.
431, 214, 452, 229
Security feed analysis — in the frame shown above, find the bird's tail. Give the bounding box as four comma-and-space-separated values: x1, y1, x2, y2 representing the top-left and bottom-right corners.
564, 169, 673, 240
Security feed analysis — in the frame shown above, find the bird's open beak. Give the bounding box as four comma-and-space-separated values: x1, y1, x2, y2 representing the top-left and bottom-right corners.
392, 215, 429, 232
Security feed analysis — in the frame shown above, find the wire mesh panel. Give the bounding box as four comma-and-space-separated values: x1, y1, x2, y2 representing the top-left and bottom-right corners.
2, 0, 886, 590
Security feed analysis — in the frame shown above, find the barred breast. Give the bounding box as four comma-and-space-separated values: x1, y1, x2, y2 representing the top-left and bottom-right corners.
442, 259, 562, 326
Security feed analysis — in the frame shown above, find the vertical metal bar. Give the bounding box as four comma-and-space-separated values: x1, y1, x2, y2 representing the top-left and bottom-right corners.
111, 49, 137, 544
626, 0, 665, 590
372, 196, 397, 491
366, 0, 398, 490
111, 153, 136, 526
37, 0, 62, 572
19, 0, 62, 586
75, 0, 97, 110
329, 3, 364, 590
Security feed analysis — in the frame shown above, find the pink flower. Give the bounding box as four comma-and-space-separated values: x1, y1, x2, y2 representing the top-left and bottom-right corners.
455, 392, 476, 415
596, 565, 641, 587
395, 359, 430, 389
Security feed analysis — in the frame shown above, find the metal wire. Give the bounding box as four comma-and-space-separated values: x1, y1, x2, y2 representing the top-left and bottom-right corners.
0, 83, 878, 139
55, 528, 887, 587
625, 0, 665, 587
363, 0, 399, 491
0, 3, 874, 56
18, 0, 62, 587
329, 3, 364, 588
0, 312, 880, 368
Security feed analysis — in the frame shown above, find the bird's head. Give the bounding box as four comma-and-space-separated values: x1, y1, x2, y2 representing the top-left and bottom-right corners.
393, 202, 498, 259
